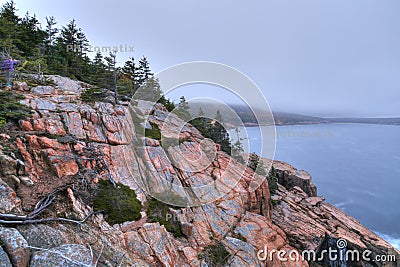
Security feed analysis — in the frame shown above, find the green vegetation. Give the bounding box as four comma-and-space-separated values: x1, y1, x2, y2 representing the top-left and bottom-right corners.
248, 153, 266, 176
145, 122, 161, 140
267, 166, 279, 194
189, 110, 232, 155
0, 1, 176, 105
247, 153, 278, 194
80, 87, 109, 103
174, 96, 191, 121
198, 242, 231, 267
0, 91, 31, 129
146, 197, 184, 238
93, 179, 142, 225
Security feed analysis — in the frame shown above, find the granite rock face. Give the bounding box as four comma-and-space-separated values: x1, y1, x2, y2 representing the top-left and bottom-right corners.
0, 76, 397, 267
30, 244, 93, 267
0, 227, 29, 267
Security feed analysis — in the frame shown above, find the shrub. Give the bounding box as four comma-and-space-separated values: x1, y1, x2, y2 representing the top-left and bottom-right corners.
189, 117, 232, 155
267, 166, 278, 194
81, 87, 109, 103
247, 153, 278, 194
247, 153, 266, 176
145, 122, 161, 140
93, 180, 142, 225
198, 242, 230, 267
0, 91, 32, 130
146, 197, 184, 238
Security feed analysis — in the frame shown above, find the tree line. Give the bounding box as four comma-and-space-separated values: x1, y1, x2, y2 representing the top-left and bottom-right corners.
0, 1, 247, 161
0, 1, 173, 105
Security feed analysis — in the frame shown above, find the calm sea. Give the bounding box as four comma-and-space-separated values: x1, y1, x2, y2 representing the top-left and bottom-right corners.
235, 123, 400, 250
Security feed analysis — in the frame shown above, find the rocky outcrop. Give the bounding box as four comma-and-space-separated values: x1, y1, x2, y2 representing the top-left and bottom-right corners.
272, 184, 399, 266
0, 76, 397, 267
30, 244, 93, 267
273, 160, 317, 197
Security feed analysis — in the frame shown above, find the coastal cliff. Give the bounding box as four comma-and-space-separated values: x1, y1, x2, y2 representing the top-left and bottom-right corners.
0, 77, 398, 267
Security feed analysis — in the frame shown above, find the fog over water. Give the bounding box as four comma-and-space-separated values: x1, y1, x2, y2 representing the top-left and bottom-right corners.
235, 123, 400, 250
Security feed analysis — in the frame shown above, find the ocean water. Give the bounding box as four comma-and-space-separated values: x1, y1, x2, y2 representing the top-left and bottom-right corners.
238, 123, 400, 250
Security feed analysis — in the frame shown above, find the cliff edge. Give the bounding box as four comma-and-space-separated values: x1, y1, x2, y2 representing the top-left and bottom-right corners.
0, 77, 398, 267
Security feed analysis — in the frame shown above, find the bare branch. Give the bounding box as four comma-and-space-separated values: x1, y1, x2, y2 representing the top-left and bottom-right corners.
0, 211, 100, 225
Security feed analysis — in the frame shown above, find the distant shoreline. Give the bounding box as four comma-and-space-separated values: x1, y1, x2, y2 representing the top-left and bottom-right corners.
242, 121, 400, 127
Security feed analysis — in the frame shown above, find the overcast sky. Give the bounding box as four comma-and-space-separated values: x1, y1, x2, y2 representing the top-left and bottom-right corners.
6, 0, 400, 117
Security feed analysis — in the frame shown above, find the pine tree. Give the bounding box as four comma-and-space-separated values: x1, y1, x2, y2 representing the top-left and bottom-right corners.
104, 51, 119, 103
56, 19, 89, 78
232, 128, 245, 163
214, 110, 223, 123
136, 56, 153, 86
0, 1, 21, 57
45, 16, 58, 46
121, 56, 137, 93
1, 1, 18, 24
175, 96, 191, 121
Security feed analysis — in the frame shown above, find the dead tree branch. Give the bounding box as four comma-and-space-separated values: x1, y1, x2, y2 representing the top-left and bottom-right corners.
0, 187, 101, 225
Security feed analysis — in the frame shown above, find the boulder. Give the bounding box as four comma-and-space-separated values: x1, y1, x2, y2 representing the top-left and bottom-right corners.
30, 244, 92, 267
17, 224, 68, 249
0, 181, 21, 213
48, 75, 86, 93
0, 227, 30, 267
0, 246, 12, 267
32, 86, 56, 95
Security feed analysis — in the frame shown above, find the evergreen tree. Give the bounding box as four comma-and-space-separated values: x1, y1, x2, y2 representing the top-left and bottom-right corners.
175, 96, 191, 121
231, 128, 245, 163
0, 1, 22, 57
120, 56, 137, 97
55, 19, 89, 78
214, 110, 223, 123
189, 110, 232, 155
104, 51, 119, 103
45, 16, 58, 46
136, 56, 152, 86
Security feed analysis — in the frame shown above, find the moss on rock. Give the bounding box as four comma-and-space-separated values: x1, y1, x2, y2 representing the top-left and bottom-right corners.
93, 180, 142, 225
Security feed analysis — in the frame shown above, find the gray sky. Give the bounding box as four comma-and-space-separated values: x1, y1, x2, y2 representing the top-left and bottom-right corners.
7, 0, 400, 117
